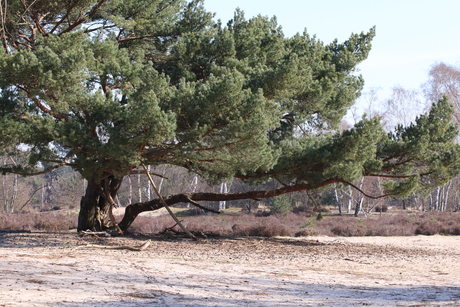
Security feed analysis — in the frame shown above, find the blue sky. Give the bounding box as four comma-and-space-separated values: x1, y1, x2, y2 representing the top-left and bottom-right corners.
204, 0, 460, 99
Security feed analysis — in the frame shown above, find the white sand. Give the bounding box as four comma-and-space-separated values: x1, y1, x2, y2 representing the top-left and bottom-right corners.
1, 233, 459, 306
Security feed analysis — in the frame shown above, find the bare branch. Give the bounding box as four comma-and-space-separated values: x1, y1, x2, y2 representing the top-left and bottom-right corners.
337, 178, 391, 200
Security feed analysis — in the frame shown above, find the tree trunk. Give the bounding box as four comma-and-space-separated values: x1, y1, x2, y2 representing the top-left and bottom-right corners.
442, 181, 451, 212
145, 165, 151, 201
354, 178, 364, 217
127, 175, 132, 206
354, 196, 364, 217
137, 173, 142, 203
333, 183, 343, 216
433, 186, 441, 211
346, 186, 353, 213
77, 176, 123, 232
218, 182, 227, 210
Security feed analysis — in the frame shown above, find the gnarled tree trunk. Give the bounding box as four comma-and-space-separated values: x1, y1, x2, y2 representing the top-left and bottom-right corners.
77, 176, 123, 232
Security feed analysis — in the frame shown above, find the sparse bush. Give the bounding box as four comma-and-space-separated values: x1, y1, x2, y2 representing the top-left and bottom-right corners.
268, 194, 291, 215
295, 228, 319, 237
313, 206, 331, 213
292, 204, 313, 215
255, 210, 271, 217
415, 221, 439, 235
374, 205, 388, 212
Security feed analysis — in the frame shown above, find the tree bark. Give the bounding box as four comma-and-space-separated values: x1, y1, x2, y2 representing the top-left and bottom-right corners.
354, 178, 365, 217
333, 184, 343, 216
77, 176, 123, 232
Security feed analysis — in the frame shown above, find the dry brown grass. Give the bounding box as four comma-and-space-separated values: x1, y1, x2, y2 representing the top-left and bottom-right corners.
127, 210, 460, 237
0, 211, 78, 231
2, 209, 460, 237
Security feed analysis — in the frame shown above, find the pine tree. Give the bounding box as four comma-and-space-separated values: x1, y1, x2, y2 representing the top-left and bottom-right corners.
1, 1, 459, 231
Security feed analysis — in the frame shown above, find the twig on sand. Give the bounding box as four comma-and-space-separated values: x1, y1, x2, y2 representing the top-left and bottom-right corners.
73, 239, 151, 252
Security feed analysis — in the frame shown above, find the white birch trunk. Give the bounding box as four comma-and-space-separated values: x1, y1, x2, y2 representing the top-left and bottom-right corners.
434, 186, 441, 211
145, 165, 151, 201
10, 173, 17, 212
127, 175, 132, 205
442, 181, 452, 212
2, 159, 8, 212
333, 183, 343, 215
429, 193, 433, 211
354, 178, 365, 217
158, 169, 165, 194
188, 174, 198, 208
218, 182, 227, 210
137, 173, 142, 203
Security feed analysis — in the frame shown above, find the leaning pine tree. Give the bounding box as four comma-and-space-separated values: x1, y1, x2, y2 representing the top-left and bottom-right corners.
1, 0, 459, 231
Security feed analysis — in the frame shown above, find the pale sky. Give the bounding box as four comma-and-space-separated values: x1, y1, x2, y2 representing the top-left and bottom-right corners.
204, 0, 460, 99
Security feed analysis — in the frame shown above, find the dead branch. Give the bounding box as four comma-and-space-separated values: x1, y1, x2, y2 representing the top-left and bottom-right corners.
142, 164, 197, 241
159, 222, 181, 235
80, 230, 111, 237
74, 239, 151, 251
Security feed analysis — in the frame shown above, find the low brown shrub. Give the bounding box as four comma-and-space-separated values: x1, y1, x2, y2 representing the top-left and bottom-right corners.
0, 212, 78, 231
295, 228, 319, 237
313, 206, 331, 213
374, 205, 388, 212
292, 204, 313, 215
3, 210, 460, 237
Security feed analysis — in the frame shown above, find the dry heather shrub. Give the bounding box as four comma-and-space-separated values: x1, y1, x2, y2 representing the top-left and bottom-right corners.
127, 214, 182, 234
0, 212, 78, 231
415, 221, 446, 235
4, 209, 460, 237
413, 212, 460, 235
374, 205, 388, 212
128, 212, 310, 237
331, 224, 368, 236
291, 204, 313, 215
239, 215, 292, 237
183, 215, 235, 236
295, 228, 319, 237
328, 214, 414, 237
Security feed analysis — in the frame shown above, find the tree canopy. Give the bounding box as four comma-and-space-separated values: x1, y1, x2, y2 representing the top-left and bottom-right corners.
1, 0, 459, 231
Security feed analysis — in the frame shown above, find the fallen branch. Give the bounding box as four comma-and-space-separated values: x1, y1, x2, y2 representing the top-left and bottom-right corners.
159, 223, 208, 238
74, 239, 151, 252
80, 230, 111, 237
159, 222, 182, 235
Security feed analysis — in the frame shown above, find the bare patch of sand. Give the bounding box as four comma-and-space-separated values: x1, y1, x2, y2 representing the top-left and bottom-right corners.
1, 232, 459, 306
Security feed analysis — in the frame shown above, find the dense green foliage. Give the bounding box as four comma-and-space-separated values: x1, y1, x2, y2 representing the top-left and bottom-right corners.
0, 0, 459, 230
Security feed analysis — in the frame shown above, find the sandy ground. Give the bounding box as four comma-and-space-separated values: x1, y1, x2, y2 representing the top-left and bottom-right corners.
1, 232, 460, 306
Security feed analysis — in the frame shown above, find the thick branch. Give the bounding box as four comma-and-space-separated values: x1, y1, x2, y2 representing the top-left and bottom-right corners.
118, 179, 337, 230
